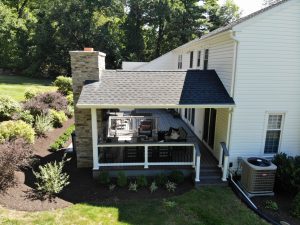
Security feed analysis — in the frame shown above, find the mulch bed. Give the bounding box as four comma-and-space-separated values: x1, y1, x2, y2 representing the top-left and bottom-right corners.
252, 194, 300, 225
0, 118, 194, 211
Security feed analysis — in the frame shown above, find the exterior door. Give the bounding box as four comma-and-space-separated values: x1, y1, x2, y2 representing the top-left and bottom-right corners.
203, 108, 216, 149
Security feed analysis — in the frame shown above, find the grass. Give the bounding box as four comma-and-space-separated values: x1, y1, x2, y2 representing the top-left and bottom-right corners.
0, 187, 268, 225
0, 75, 56, 101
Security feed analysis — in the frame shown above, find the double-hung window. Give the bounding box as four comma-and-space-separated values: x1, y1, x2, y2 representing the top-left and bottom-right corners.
204, 49, 209, 70
189, 51, 194, 68
264, 114, 284, 154
178, 55, 182, 69
197, 51, 201, 67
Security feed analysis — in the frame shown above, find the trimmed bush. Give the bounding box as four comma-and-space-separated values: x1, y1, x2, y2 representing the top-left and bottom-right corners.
65, 105, 74, 118
12, 110, 34, 125
0, 138, 32, 190
0, 96, 20, 121
117, 172, 127, 187
99, 172, 110, 185
24, 88, 43, 100
49, 125, 75, 151
272, 153, 300, 194
50, 110, 67, 128
66, 93, 73, 106
23, 92, 68, 117
33, 156, 70, 196
169, 171, 185, 184
34, 114, 53, 136
291, 192, 300, 218
137, 175, 148, 187
0, 120, 35, 144
155, 173, 168, 187
53, 76, 72, 95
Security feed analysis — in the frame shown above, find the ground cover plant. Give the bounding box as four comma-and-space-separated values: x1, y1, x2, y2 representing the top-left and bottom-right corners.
49, 125, 75, 151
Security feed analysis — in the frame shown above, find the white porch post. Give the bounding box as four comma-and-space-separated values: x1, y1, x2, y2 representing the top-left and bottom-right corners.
91, 108, 99, 170
218, 145, 223, 168
195, 154, 201, 182
222, 156, 229, 181
144, 145, 149, 169
192, 145, 196, 168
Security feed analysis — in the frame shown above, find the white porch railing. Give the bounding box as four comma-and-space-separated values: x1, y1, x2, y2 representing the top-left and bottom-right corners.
218, 142, 229, 181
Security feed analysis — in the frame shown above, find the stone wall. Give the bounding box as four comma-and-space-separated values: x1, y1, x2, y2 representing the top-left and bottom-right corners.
69, 51, 105, 167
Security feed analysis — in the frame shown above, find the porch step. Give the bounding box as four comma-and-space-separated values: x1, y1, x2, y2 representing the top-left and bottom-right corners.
200, 166, 226, 186
199, 179, 228, 186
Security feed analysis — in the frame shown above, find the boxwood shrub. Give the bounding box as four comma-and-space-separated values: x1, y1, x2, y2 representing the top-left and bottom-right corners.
0, 120, 35, 144
0, 96, 20, 121
49, 125, 75, 151
50, 110, 67, 128
53, 76, 72, 95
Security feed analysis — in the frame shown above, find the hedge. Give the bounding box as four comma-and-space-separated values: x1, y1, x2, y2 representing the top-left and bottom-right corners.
49, 125, 75, 151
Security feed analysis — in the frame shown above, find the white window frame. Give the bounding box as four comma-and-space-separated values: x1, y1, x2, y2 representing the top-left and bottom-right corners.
262, 112, 285, 155
178, 54, 182, 69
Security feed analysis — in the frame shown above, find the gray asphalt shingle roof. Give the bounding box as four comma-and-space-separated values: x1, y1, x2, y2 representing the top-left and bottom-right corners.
77, 70, 235, 108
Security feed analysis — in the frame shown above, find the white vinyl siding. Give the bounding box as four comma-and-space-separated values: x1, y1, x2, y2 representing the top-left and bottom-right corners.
229, 0, 300, 165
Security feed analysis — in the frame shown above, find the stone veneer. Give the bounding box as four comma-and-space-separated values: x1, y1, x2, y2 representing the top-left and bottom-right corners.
69, 51, 105, 167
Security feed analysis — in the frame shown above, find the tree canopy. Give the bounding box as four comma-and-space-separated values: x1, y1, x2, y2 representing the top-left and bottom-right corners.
0, 0, 240, 77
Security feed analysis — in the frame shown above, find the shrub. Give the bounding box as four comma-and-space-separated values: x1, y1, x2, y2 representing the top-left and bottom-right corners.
165, 181, 176, 192
12, 110, 34, 125
0, 120, 35, 144
34, 114, 52, 136
137, 175, 148, 187
169, 171, 184, 184
99, 172, 110, 185
53, 76, 72, 95
49, 125, 74, 151
272, 153, 300, 194
117, 172, 127, 187
33, 156, 70, 196
155, 173, 168, 187
265, 200, 278, 211
24, 88, 43, 100
128, 182, 138, 192
149, 181, 158, 193
0, 139, 32, 190
65, 105, 74, 118
291, 192, 300, 218
23, 92, 68, 117
66, 93, 73, 106
162, 199, 177, 208
0, 96, 20, 121
50, 110, 67, 128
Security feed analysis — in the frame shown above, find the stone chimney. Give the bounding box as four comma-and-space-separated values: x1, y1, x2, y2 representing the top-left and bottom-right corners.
69, 48, 106, 168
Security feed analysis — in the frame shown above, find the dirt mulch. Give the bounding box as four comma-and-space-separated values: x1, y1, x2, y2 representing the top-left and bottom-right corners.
252, 194, 300, 225
0, 118, 194, 211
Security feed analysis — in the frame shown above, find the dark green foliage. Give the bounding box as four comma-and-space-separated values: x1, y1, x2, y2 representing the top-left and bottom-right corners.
272, 153, 300, 194
155, 173, 168, 187
291, 192, 300, 218
50, 125, 75, 151
117, 172, 127, 187
99, 172, 110, 185
169, 170, 184, 184
264, 200, 278, 211
136, 175, 148, 187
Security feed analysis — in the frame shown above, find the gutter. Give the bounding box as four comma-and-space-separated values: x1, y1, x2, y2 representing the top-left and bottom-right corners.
228, 172, 281, 225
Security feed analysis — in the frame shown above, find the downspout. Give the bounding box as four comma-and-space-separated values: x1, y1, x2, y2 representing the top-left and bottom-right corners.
226, 31, 239, 155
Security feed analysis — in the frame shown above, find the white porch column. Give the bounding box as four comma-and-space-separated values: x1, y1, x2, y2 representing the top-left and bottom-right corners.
144, 145, 149, 169
218, 145, 223, 168
91, 108, 99, 170
222, 156, 229, 181
192, 145, 196, 168
195, 154, 201, 182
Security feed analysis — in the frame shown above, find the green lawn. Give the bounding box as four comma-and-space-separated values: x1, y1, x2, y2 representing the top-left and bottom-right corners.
0, 75, 56, 101
0, 187, 268, 225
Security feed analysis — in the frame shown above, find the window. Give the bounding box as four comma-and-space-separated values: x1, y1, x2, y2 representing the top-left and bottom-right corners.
191, 109, 195, 126
189, 51, 194, 68
184, 108, 187, 119
178, 55, 182, 69
264, 114, 284, 154
188, 109, 191, 121
204, 49, 209, 70
197, 51, 201, 67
